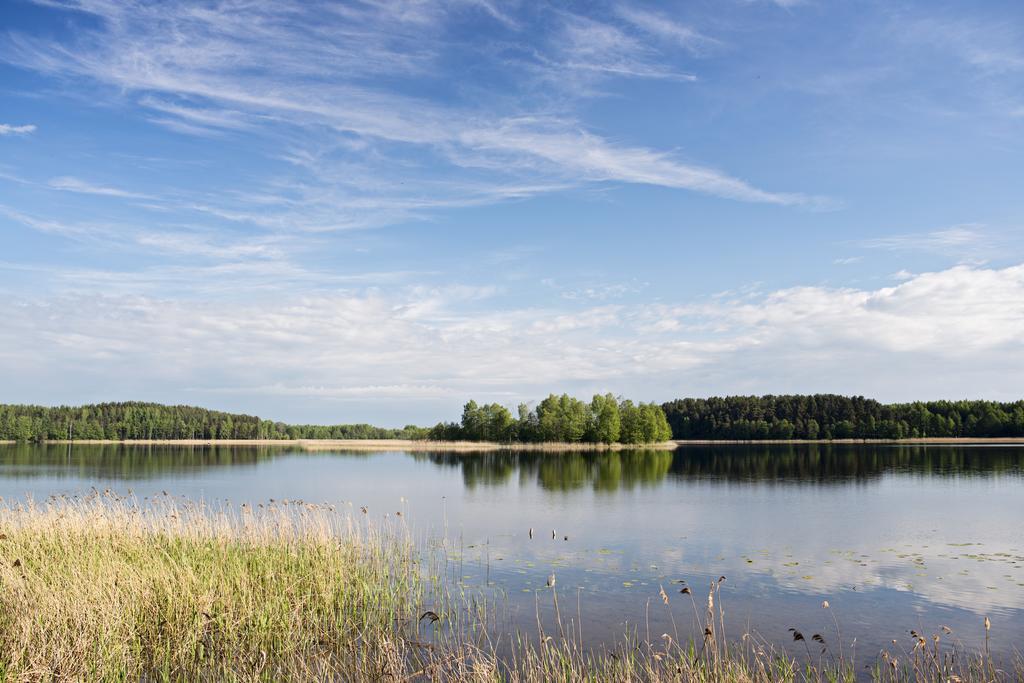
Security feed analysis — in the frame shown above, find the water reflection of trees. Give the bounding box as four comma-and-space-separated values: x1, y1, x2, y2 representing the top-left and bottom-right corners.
418, 450, 673, 491
418, 445, 1024, 490
670, 444, 1024, 482
2, 443, 1021, 488
0, 444, 298, 480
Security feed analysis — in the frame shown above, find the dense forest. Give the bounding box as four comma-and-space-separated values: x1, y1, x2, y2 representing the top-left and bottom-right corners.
0, 402, 426, 442
427, 394, 673, 444
4, 394, 1024, 443
662, 395, 1024, 440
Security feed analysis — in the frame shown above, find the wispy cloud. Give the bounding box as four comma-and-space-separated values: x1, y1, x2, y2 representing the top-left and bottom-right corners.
615, 6, 719, 55
0, 123, 36, 135
47, 176, 152, 199
1, 203, 299, 266
460, 118, 816, 205
139, 96, 261, 135
0, 0, 810, 227
900, 16, 1024, 74
857, 225, 983, 253
554, 12, 697, 81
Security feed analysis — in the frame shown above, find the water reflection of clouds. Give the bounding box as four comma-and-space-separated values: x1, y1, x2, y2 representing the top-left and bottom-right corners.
453, 529, 1024, 623
0, 443, 1022, 651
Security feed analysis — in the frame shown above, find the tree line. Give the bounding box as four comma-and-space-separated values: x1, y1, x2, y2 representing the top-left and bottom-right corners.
661, 395, 1024, 440
5, 394, 1023, 444
0, 402, 426, 442
427, 394, 673, 444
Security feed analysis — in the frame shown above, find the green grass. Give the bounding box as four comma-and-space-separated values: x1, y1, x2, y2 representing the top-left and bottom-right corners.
0, 494, 1018, 682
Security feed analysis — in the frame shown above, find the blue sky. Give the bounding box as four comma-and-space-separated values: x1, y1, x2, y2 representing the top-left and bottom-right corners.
1, 0, 1023, 425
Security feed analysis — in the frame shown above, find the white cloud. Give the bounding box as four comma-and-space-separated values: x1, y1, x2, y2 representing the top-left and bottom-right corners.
198, 383, 463, 400
0, 263, 1021, 419
0, 123, 36, 135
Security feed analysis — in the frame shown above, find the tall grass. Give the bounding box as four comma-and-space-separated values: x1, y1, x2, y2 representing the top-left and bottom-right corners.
0, 494, 1018, 681
0, 493, 430, 680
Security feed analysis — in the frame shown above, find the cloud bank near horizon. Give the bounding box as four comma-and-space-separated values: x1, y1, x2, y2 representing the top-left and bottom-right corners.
1, 262, 1021, 423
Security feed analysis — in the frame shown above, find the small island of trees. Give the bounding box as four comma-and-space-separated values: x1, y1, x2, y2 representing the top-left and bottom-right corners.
427, 393, 672, 444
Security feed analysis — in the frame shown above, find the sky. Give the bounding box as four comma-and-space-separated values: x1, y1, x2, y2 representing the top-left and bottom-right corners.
1, 0, 1023, 426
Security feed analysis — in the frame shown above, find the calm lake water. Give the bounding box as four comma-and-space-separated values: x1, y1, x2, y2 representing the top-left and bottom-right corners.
1, 443, 1022, 666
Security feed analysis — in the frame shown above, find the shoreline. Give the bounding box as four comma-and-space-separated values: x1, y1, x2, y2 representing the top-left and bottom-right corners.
10, 438, 678, 451
2, 437, 1023, 450
672, 437, 1024, 445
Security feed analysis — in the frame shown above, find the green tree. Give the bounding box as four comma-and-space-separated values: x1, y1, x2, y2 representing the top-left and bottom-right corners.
589, 393, 621, 444
460, 400, 482, 440
536, 394, 589, 442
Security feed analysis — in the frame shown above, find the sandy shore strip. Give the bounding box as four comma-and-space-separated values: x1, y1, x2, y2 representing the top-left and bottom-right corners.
10, 437, 1024, 450
296, 439, 677, 452
30, 438, 676, 451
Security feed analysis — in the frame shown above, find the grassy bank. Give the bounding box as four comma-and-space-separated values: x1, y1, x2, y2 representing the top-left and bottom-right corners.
0, 496, 1016, 681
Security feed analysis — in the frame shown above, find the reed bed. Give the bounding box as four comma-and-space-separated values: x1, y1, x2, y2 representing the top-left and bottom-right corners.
0, 494, 1018, 682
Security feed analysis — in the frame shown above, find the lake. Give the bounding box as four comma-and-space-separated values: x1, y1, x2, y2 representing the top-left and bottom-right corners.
1, 442, 1021, 668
